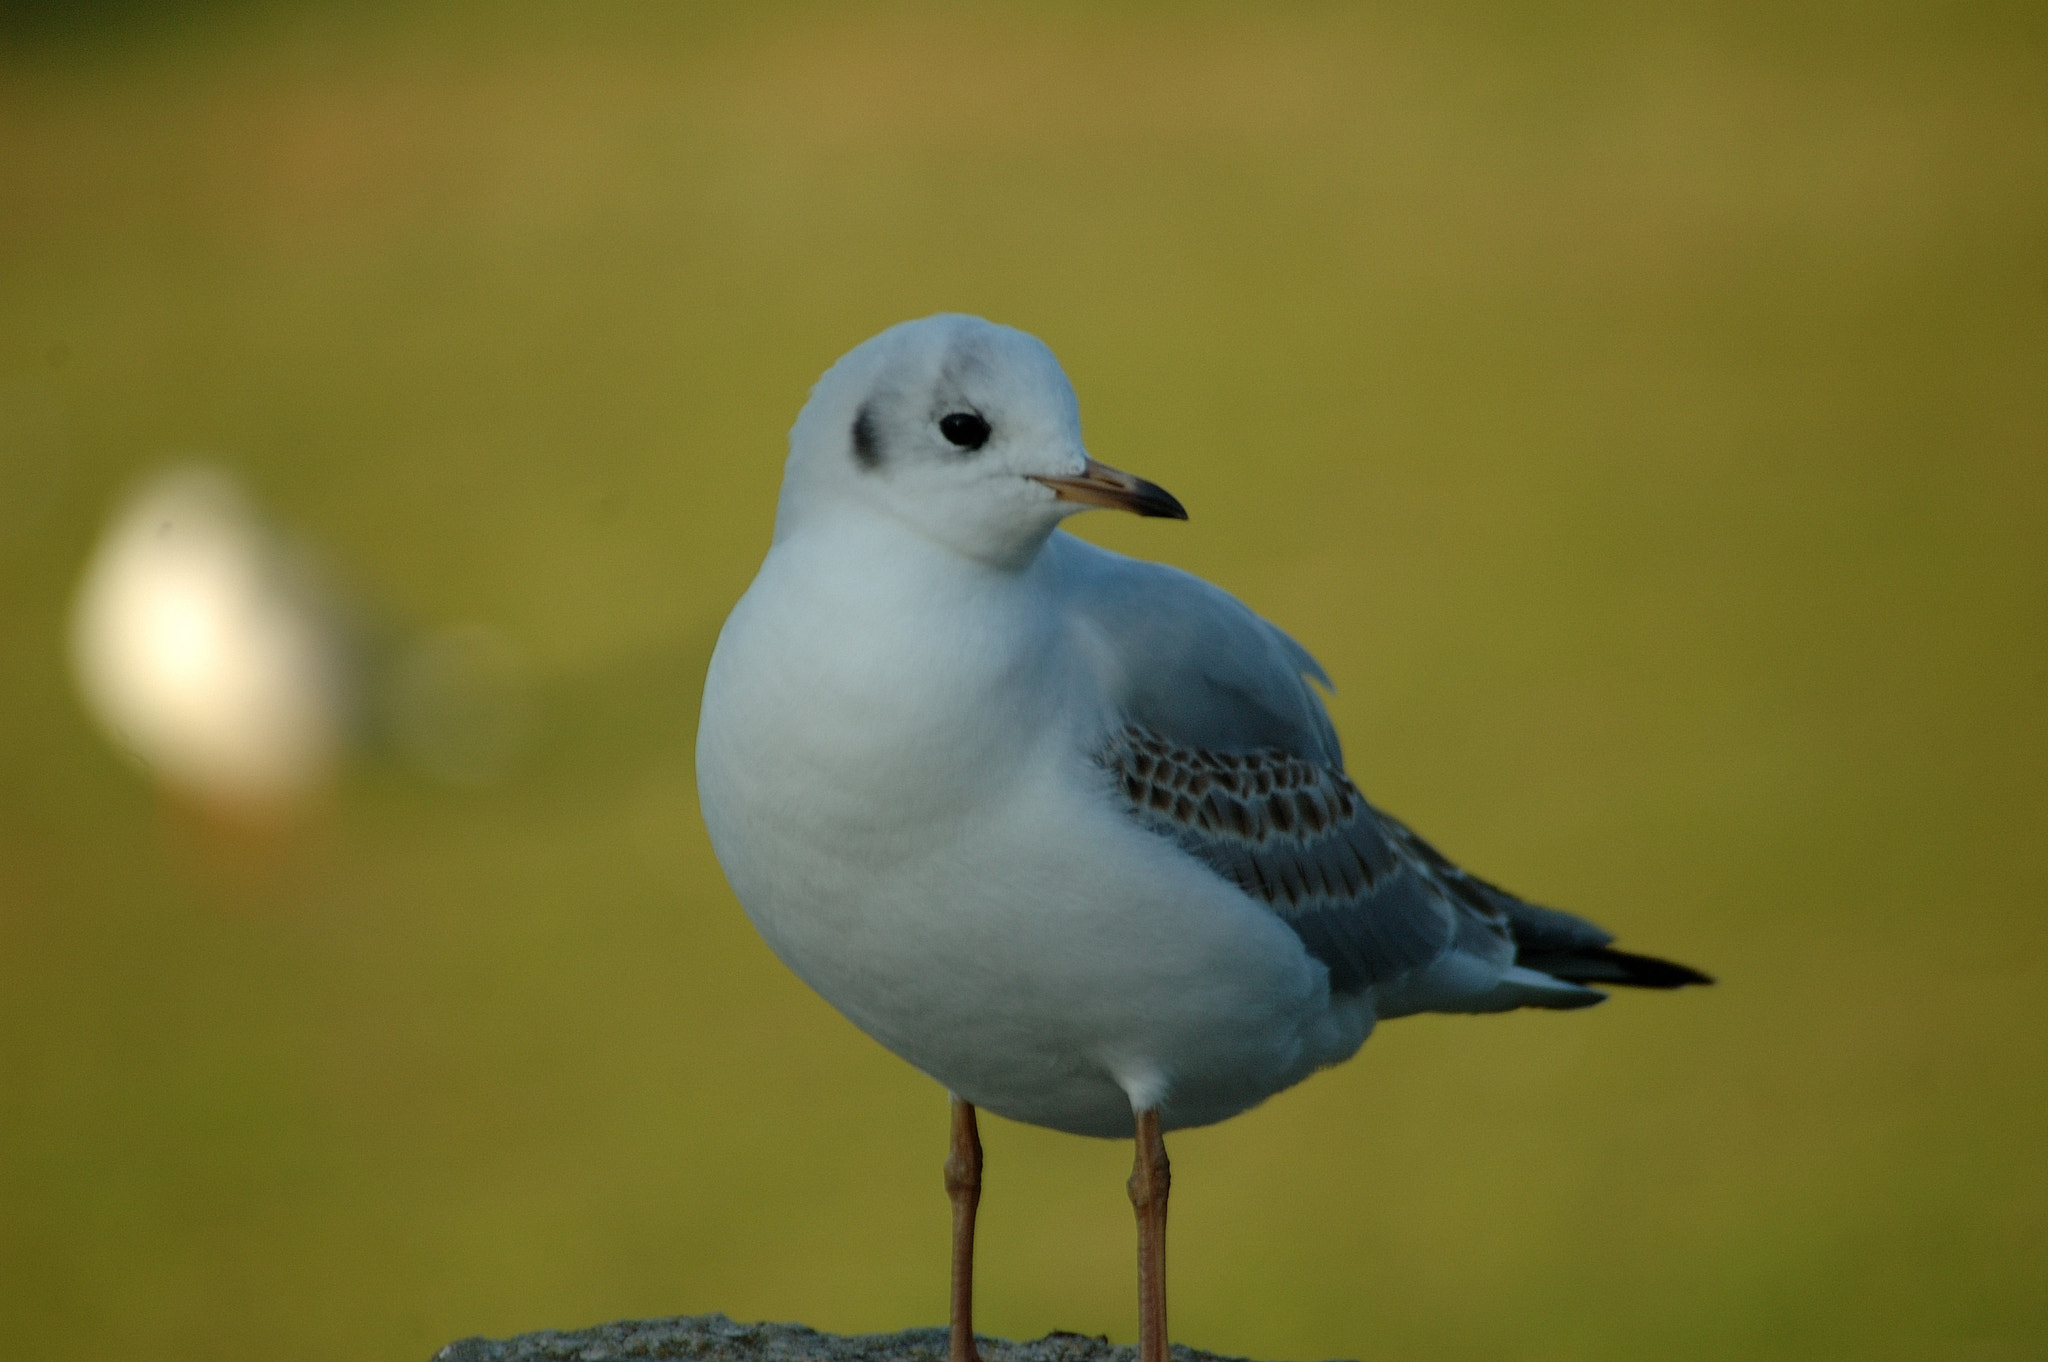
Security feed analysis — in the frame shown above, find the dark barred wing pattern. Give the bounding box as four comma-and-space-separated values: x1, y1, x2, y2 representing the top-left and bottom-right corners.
1097, 722, 1511, 993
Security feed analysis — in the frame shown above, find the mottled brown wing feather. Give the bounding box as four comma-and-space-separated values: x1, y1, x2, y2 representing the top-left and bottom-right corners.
1098, 722, 1508, 992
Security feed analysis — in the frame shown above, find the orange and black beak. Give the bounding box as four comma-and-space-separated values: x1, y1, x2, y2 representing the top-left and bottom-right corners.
1030, 458, 1188, 520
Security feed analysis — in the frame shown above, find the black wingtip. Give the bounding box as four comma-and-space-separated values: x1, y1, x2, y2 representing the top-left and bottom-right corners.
1610, 950, 1715, 988
1520, 947, 1714, 990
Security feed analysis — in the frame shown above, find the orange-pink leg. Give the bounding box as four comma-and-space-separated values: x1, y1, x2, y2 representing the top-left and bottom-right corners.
1128, 1109, 1171, 1362
945, 1096, 984, 1362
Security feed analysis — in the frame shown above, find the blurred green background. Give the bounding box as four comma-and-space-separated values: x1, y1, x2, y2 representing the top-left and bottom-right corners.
3, 2, 2044, 1359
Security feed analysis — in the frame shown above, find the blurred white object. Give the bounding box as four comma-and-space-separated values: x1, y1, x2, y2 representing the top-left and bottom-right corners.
69, 465, 352, 811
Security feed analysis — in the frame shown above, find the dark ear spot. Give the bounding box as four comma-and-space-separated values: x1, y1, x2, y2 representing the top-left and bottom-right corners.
850, 402, 882, 470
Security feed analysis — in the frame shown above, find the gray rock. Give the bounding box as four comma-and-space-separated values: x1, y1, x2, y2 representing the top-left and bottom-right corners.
430, 1313, 1297, 1362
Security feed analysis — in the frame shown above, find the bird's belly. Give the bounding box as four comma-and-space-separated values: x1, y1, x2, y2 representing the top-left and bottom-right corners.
704, 732, 1366, 1137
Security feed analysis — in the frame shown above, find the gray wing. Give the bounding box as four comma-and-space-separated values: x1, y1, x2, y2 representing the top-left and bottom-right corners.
1060, 540, 1709, 998
1099, 722, 1512, 991
1059, 540, 1342, 765
1059, 540, 1509, 992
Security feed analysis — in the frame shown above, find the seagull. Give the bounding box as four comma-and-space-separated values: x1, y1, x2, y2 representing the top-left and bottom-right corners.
695, 315, 1709, 1362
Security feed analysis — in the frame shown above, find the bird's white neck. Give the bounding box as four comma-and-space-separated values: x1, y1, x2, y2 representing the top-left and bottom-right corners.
701, 511, 1093, 860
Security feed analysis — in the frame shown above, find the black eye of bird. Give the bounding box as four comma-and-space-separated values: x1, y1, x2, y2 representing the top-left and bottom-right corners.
938, 412, 991, 450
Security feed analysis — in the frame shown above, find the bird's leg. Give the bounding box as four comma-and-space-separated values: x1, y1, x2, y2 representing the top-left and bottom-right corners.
945, 1095, 984, 1362
1128, 1109, 1171, 1362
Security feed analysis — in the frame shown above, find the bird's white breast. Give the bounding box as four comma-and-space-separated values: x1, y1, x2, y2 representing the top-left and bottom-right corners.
697, 519, 1365, 1136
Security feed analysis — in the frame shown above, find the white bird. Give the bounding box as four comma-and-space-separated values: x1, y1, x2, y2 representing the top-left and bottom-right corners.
696, 315, 1708, 1362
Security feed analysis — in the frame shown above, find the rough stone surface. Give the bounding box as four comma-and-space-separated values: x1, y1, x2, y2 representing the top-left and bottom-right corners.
430, 1314, 1294, 1362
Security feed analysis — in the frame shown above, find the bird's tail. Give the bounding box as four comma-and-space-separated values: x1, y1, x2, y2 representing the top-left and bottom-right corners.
1514, 944, 1715, 989
1503, 899, 1713, 993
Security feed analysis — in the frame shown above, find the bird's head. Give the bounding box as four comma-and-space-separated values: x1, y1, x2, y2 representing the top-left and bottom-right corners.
776, 314, 1184, 568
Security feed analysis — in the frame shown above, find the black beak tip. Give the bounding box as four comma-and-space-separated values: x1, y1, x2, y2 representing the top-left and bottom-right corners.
1139, 486, 1190, 521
